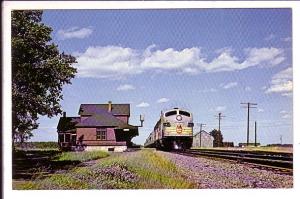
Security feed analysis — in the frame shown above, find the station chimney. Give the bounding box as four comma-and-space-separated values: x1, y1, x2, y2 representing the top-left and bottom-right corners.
108, 101, 112, 112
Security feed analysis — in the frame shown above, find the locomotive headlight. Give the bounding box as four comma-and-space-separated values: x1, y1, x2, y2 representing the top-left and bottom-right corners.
176, 115, 182, 121
188, 123, 194, 127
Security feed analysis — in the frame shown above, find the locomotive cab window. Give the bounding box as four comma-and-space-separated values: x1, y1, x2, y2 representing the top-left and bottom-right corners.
179, 111, 191, 117
165, 111, 177, 117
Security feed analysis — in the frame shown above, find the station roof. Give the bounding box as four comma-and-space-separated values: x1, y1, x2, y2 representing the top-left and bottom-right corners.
78, 104, 130, 116
57, 117, 80, 131
76, 110, 136, 129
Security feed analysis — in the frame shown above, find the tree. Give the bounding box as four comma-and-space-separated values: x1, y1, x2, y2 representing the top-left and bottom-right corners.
12, 10, 77, 145
209, 129, 223, 147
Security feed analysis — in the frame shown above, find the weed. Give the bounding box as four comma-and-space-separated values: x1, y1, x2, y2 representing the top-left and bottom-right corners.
13, 149, 196, 189
54, 150, 109, 162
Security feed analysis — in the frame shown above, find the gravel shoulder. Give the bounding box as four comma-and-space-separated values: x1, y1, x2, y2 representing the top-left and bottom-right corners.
159, 151, 293, 189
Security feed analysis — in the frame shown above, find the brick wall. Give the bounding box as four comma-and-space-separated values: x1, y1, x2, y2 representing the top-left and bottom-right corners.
106, 128, 116, 140
77, 128, 96, 141
76, 127, 126, 146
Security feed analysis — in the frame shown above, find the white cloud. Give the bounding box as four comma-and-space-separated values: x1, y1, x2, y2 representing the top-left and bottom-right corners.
261, 86, 267, 90
280, 110, 291, 119
141, 47, 203, 70
280, 110, 287, 114
157, 98, 170, 103
222, 82, 238, 89
74, 46, 141, 78
206, 52, 242, 72
242, 47, 285, 67
116, 84, 135, 91
57, 27, 93, 40
245, 86, 252, 92
215, 106, 226, 112
265, 67, 293, 96
264, 34, 275, 41
282, 93, 292, 97
136, 102, 150, 108
214, 47, 233, 54
200, 88, 218, 93
282, 114, 291, 119
282, 37, 292, 42
257, 108, 264, 113
73, 45, 286, 78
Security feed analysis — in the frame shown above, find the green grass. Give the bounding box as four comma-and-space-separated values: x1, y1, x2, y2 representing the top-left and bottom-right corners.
54, 150, 109, 162
122, 149, 194, 189
93, 149, 196, 189
13, 149, 196, 189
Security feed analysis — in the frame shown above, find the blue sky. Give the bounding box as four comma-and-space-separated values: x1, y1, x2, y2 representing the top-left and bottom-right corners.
31, 9, 293, 145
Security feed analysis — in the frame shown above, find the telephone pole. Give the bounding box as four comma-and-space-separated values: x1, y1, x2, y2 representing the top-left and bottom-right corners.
215, 112, 225, 132
241, 102, 257, 146
254, 121, 257, 147
199, 123, 206, 133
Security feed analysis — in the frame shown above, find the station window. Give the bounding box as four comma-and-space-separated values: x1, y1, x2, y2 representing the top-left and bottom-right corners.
59, 134, 64, 143
71, 135, 76, 144
65, 134, 70, 142
165, 111, 177, 117
108, 148, 114, 152
179, 111, 190, 117
96, 129, 107, 140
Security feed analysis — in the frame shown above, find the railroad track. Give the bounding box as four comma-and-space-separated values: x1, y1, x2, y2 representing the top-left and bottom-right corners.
173, 149, 293, 175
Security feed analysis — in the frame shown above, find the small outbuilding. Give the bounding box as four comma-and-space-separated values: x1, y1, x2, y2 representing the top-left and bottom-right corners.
193, 130, 214, 148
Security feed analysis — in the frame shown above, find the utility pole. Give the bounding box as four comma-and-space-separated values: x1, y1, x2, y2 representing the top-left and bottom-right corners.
199, 123, 206, 147
241, 102, 257, 146
280, 135, 283, 145
254, 121, 257, 147
200, 123, 206, 133
215, 113, 225, 132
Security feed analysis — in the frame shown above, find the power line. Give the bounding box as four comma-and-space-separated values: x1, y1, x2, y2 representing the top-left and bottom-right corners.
241, 102, 257, 146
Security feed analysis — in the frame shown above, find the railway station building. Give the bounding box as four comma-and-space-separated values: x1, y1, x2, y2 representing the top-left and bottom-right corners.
57, 101, 139, 152
193, 130, 214, 148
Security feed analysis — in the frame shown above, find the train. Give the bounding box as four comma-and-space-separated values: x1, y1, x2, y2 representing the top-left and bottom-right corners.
144, 108, 194, 150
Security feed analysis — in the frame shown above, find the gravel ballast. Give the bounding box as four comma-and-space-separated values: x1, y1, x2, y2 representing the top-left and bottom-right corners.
159, 151, 293, 189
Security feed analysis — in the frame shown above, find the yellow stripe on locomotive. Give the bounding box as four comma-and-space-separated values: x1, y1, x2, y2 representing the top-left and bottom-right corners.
164, 126, 193, 136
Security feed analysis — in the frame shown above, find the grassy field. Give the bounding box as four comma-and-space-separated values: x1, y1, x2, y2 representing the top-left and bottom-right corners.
13, 149, 109, 181
13, 149, 196, 189
14, 142, 59, 150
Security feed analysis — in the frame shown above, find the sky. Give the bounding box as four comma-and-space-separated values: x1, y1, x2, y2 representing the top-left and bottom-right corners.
31, 9, 293, 146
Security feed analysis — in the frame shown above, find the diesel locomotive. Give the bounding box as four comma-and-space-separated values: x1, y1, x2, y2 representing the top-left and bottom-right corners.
144, 108, 194, 150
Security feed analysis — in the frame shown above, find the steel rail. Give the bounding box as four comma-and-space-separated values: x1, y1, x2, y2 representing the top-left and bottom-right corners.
187, 150, 292, 161
188, 149, 293, 158
173, 149, 293, 175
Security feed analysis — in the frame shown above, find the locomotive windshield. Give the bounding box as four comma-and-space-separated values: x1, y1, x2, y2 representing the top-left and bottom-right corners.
179, 110, 191, 117
165, 111, 177, 117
